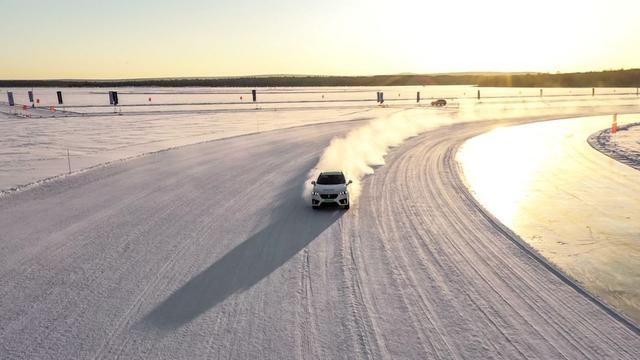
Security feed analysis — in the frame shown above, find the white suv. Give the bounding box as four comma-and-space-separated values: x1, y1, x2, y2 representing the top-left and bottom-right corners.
310, 171, 352, 210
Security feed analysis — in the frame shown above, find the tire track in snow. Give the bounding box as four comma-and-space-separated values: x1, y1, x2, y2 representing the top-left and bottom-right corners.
367, 186, 459, 359
295, 247, 322, 360
339, 219, 380, 359
370, 133, 527, 358
345, 117, 639, 358
2, 112, 639, 359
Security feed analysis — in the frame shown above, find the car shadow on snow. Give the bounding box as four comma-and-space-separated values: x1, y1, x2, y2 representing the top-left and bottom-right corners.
142, 166, 345, 330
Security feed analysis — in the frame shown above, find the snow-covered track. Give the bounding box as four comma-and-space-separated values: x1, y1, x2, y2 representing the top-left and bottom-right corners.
0, 115, 638, 359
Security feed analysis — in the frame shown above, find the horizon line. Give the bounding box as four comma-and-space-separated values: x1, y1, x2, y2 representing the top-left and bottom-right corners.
2, 68, 639, 82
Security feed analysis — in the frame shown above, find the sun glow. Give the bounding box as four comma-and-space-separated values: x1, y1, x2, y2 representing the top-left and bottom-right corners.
0, 0, 639, 78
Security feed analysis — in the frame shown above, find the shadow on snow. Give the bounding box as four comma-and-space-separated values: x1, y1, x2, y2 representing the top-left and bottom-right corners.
142, 165, 344, 330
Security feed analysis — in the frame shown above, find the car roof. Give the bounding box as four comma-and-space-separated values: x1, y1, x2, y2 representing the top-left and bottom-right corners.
319, 171, 344, 176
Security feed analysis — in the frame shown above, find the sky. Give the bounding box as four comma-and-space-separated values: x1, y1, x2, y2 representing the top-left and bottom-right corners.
1, 0, 639, 79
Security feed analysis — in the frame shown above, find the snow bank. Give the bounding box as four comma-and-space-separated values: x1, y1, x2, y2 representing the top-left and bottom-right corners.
588, 122, 640, 171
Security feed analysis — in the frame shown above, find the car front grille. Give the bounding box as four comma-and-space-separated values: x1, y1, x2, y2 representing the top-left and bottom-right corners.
320, 194, 338, 199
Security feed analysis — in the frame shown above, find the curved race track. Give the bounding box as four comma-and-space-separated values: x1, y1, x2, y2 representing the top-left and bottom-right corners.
0, 114, 638, 359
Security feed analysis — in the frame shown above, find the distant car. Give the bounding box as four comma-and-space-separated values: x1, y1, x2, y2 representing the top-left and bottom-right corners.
431, 99, 447, 107
310, 171, 352, 210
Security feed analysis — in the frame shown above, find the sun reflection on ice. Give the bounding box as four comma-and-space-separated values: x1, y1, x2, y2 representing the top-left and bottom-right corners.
457, 115, 640, 322
457, 124, 562, 226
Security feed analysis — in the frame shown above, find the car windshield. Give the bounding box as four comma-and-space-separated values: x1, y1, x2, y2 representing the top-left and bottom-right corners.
317, 173, 346, 185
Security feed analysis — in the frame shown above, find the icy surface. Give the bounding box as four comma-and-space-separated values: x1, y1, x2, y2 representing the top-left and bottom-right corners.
459, 114, 640, 323
1, 115, 638, 359
1, 87, 640, 358
2, 86, 639, 192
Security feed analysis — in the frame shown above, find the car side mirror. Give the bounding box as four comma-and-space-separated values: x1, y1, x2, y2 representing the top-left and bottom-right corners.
311, 181, 316, 185
347, 180, 353, 185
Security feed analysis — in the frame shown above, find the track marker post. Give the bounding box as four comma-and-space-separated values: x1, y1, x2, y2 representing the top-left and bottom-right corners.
109, 91, 119, 113
57, 91, 64, 112
252, 89, 257, 109
67, 149, 71, 174
612, 113, 617, 134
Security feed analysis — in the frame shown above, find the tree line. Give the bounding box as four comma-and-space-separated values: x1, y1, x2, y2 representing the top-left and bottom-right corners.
1, 69, 639, 88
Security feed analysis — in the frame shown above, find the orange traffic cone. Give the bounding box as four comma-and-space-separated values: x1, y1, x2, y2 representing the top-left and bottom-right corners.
612, 114, 617, 134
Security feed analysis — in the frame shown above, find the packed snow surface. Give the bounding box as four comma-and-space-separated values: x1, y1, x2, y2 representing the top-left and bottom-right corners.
1, 111, 639, 358
2, 86, 640, 192
0, 105, 399, 191
1, 87, 640, 358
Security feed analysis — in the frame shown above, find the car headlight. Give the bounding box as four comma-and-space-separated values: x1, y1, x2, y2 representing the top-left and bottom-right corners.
311, 191, 319, 196
339, 191, 348, 195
